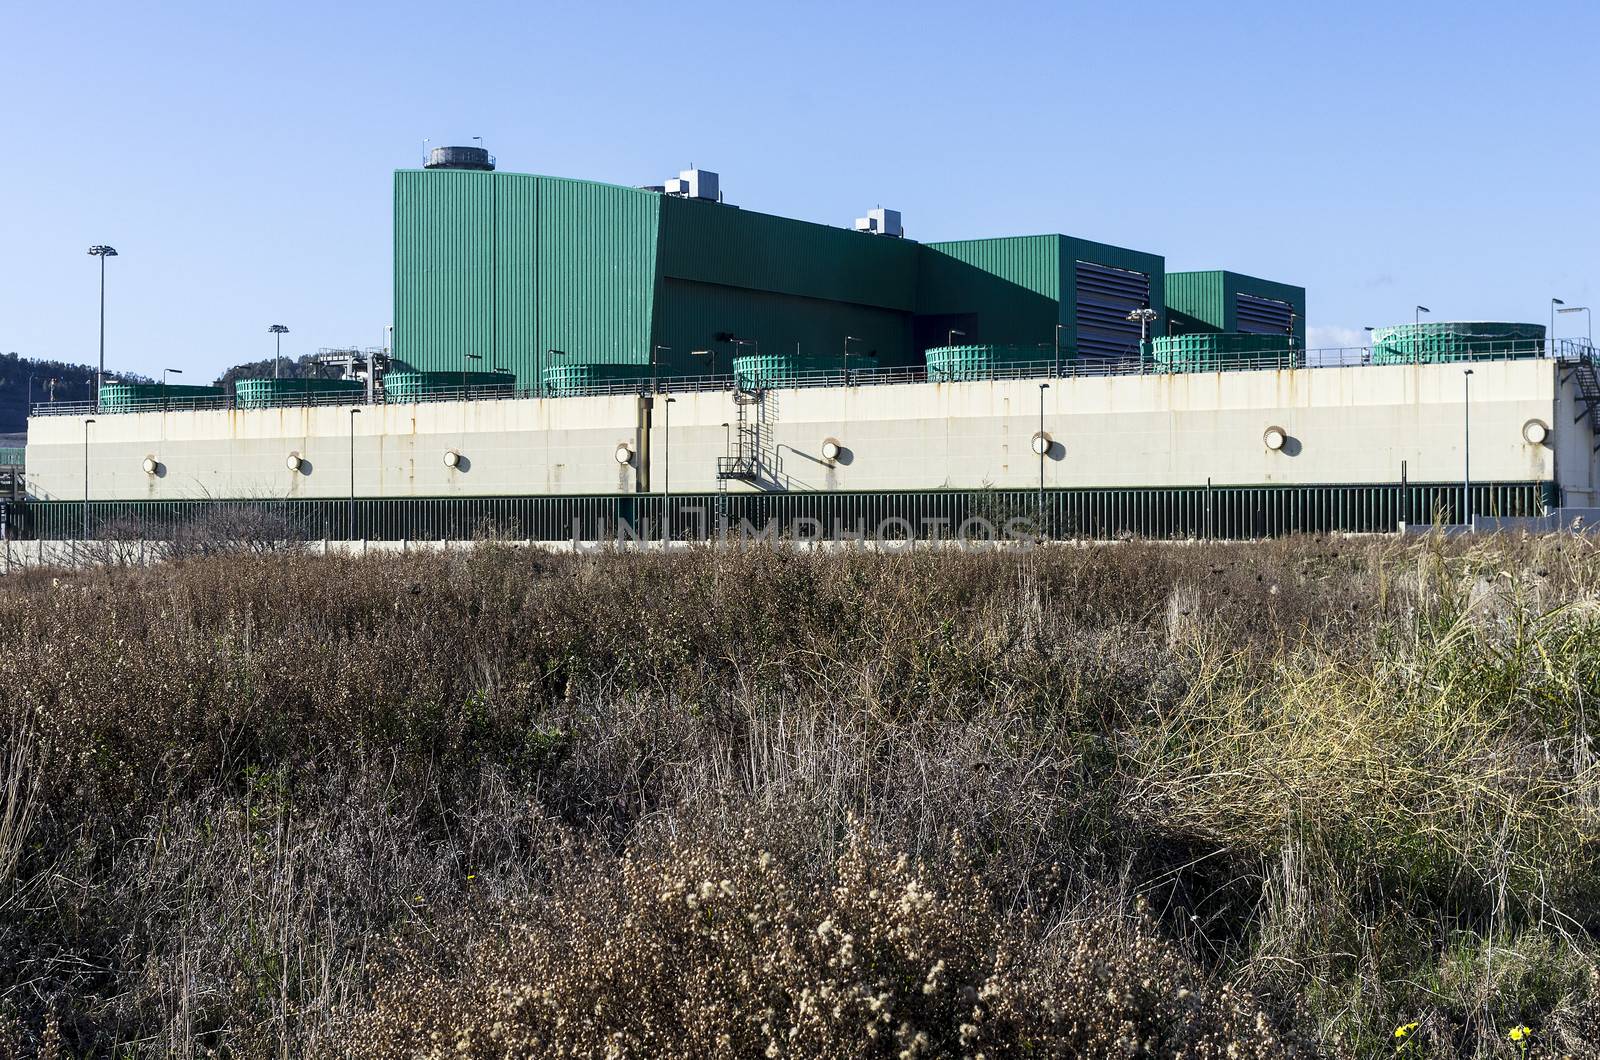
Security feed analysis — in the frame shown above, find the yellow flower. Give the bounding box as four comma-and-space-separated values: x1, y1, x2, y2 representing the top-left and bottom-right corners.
1394, 1022, 1418, 1039
1509, 1025, 1530, 1042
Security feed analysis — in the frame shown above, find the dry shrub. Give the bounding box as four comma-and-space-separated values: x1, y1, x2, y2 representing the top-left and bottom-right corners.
350, 825, 1298, 1059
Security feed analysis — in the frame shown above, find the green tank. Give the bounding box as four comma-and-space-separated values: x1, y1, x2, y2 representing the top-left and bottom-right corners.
541, 363, 655, 395
235, 377, 366, 409
98, 383, 226, 411
732, 353, 847, 387
383, 371, 517, 401
1369, 322, 1545, 365
923, 345, 1052, 382
1149, 333, 1298, 373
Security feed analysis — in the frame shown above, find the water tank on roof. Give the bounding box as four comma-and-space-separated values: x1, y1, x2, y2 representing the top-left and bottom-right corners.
425, 146, 495, 171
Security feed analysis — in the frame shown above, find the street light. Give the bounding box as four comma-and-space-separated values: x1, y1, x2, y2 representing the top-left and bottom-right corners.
1053, 323, 1066, 377
691, 347, 716, 382
662, 396, 677, 540
87, 245, 118, 411
464, 352, 483, 395
1414, 306, 1431, 365
843, 335, 862, 386
1551, 298, 1566, 356
651, 345, 671, 393
1462, 369, 1474, 528
948, 329, 965, 348
162, 368, 183, 409
83, 418, 96, 540
1126, 308, 1158, 361
1036, 383, 1050, 535
1557, 306, 1591, 349
544, 348, 567, 396
348, 407, 362, 541
268, 324, 290, 379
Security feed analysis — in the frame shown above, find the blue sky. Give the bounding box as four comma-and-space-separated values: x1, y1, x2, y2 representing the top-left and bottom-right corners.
2, 0, 1596, 380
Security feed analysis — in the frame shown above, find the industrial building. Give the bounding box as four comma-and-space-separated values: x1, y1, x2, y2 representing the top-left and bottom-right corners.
16, 148, 1600, 541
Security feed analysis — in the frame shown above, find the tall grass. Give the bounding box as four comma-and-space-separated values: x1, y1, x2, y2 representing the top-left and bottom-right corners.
0, 536, 1596, 1057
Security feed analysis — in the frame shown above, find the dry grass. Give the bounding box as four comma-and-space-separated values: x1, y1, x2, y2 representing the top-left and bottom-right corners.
0, 536, 1595, 1057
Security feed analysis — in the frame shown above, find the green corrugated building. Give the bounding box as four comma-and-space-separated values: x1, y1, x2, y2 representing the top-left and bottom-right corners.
1165, 270, 1306, 345
392, 157, 1186, 382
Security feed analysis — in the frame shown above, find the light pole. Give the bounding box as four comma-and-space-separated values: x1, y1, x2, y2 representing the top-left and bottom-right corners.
1125, 308, 1158, 362
1551, 298, 1566, 357
83, 418, 95, 540
463, 352, 483, 396
1053, 323, 1066, 376
1462, 368, 1473, 527
1414, 306, 1431, 364
1363, 326, 1375, 366
87, 245, 118, 411
268, 324, 290, 379
162, 367, 183, 409
948, 329, 965, 348
1558, 306, 1591, 350
348, 407, 361, 541
691, 347, 715, 382
1036, 383, 1049, 535
843, 335, 861, 386
663, 396, 676, 540
651, 345, 671, 393
544, 348, 567, 396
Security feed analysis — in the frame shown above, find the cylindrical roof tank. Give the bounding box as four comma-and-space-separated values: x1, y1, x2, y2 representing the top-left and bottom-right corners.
424, 146, 495, 171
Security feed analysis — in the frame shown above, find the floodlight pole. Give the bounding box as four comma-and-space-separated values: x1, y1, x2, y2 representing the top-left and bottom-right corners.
1462, 369, 1473, 528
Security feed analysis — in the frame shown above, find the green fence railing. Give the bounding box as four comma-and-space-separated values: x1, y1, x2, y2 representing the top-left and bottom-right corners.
13, 481, 1553, 543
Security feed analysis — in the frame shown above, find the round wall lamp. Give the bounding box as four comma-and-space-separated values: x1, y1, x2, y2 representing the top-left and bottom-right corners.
141, 456, 159, 475
1263, 425, 1288, 451
443, 449, 461, 469
1030, 430, 1052, 456
614, 444, 634, 466
285, 453, 304, 473
821, 438, 842, 461
1522, 419, 1550, 446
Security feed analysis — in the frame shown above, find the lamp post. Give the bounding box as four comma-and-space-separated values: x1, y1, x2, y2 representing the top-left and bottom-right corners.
348, 407, 361, 541
268, 324, 290, 379
83, 418, 95, 540
463, 352, 482, 396
1125, 308, 1158, 363
843, 335, 861, 386
87, 245, 118, 411
1414, 306, 1431, 364
662, 396, 676, 541
544, 349, 567, 396
651, 345, 671, 393
162, 367, 183, 409
1053, 323, 1066, 376
1036, 383, 1049, 535
1551, 298, 1566, 357
691, 347, 715, 383
1462, 368, 1473, 528
1557, 306, 1591, 350
948, 329, 965, 348
1363, 326, 1375, 366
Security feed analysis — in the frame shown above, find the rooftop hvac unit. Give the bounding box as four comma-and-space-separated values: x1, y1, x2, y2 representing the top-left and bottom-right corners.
853, 207, 903, 237
665, 168, 719, 200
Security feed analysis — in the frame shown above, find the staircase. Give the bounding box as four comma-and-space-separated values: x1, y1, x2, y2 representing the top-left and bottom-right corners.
1564, 345, 1600, 451
716, 387, 762, 494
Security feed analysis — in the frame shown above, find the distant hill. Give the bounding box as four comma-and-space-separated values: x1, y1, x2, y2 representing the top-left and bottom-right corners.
212, 354, 348, 391
0, 352, 154, 434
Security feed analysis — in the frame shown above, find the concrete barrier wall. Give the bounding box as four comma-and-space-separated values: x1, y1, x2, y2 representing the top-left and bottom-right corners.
25, 359, 1585, 502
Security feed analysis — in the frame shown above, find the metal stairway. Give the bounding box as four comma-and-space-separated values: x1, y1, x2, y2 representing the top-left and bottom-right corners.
1564, 346, 1600, 452
716, 388, 763, 487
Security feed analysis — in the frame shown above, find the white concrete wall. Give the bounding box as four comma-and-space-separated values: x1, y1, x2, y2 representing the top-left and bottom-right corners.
26, 360, 1584, 502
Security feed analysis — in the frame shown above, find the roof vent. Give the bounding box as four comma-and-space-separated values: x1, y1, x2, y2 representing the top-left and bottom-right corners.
425, 146, 495, 171
853, 207, 903, 238
664, 167, 719, 201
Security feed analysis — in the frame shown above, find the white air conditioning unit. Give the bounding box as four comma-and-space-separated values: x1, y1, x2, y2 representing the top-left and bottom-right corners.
666, 168, 719, 200
853, 207, 903, 237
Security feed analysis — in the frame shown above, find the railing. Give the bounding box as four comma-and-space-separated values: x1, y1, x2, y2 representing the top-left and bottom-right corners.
29, 341, 1595, 417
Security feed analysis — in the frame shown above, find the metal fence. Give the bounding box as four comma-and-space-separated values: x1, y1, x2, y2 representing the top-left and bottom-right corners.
13, 481, 1553, 542
29, 341, 1596, 418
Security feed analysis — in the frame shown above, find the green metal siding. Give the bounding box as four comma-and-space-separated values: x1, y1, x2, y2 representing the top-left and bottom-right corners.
493, 173, 540, 384
916, 236, 1061, 351
393, 169, 496, 371
653, 278, 914, 374
657, 196, 919, 312
1166, 270, 1305, 342
536, 177, 661, 370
